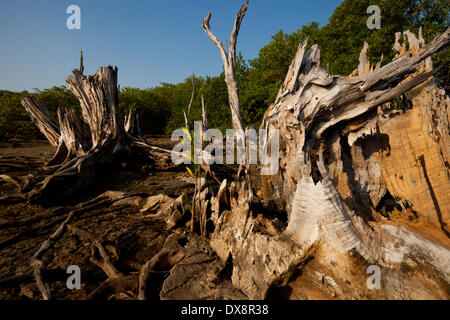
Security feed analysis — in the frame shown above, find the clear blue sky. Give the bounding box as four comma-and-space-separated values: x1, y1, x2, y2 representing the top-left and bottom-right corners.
0, 0, 343, 91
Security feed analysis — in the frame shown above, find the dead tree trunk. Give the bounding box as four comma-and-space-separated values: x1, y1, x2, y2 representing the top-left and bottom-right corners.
124, 109, 142, 140
202, 0, 253, 184
205, 2, 450, 300
10, 65, 168, 203
202, 0, 248, 132
183, 74, 195, 132
26, 66, 128, 202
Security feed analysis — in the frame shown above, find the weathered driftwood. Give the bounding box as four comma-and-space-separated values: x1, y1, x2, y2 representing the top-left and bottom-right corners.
21, 97, 61, 148
20, 97, 91, 167
67, 67, 125, 149
30, 210, 75, 300
202, 0, 253, 202
23, 66, 127, 202
28, 191, 151, 299
202, 0, 248, 131
201, 95, 208, 132
260, 28, 448, 213
204, 1, 450, 299
15, 64, 169, 203
124, 108, 142, 140
179, 77, 215, 236
79, 50, 84, 75
67, 225, 123, 279
9, 1, 450, 300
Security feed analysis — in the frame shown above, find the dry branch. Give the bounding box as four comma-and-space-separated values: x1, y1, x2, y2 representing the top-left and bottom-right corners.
206, 15, 450, 298
67, 225, 123, 279
79, 50, 84, 74
201, 95, 208, 131
184, 74, 196, 132
27, 191, 149, 299
21, 97, 60, 148
30, 208, 77, 300
202, 0, 249, 131
124, 108, 143, 140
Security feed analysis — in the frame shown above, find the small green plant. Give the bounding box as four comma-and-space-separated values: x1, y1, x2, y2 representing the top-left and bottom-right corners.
181, 127, 201, 179
180, 127, 204, 234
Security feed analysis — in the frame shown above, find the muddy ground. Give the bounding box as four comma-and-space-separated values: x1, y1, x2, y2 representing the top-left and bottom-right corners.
0, 135, 258, 300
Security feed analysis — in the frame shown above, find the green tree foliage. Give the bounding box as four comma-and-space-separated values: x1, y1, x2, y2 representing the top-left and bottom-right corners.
119, 87, 169, 133
319, 0, 449, 81
158, 76, 206, 134
241, 22, 322, 127
0, 86, 79, 140
0, 90, 33, 139
1, 0, 447, 139
199, 74, 231, 132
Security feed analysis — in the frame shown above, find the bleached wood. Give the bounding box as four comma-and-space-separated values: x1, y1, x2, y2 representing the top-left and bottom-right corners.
201, 95, 208, 131
21, 97, 60, 147
202, 0, 248, 131
124, 108, 142, 139
57, 107, 90, 157
277, 39, 308, 97
18, 65, 173, 203
211, 27, 450, 299
357, 41, 370, 75
79, 50, 84, 75
66, 66, 124, 149
183, 74, 195, 132
67, 225, 123, 279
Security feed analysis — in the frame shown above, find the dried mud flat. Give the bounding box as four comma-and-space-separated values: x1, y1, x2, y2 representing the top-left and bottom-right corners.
1, 134, 449, 301
0, 135, 249, 300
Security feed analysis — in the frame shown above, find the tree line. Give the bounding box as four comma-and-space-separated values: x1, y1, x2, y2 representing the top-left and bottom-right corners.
0, 0, 447, 140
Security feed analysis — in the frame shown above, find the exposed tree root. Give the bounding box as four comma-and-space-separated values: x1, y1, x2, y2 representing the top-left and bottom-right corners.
138, 233, 188, 300
67, 225, 123, 279
31, 208, 76, 300
26, 191, 150, 299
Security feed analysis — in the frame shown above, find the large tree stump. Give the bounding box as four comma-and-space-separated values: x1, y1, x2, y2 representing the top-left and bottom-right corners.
206, 2, 450, 299
11, 65, 168, 203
